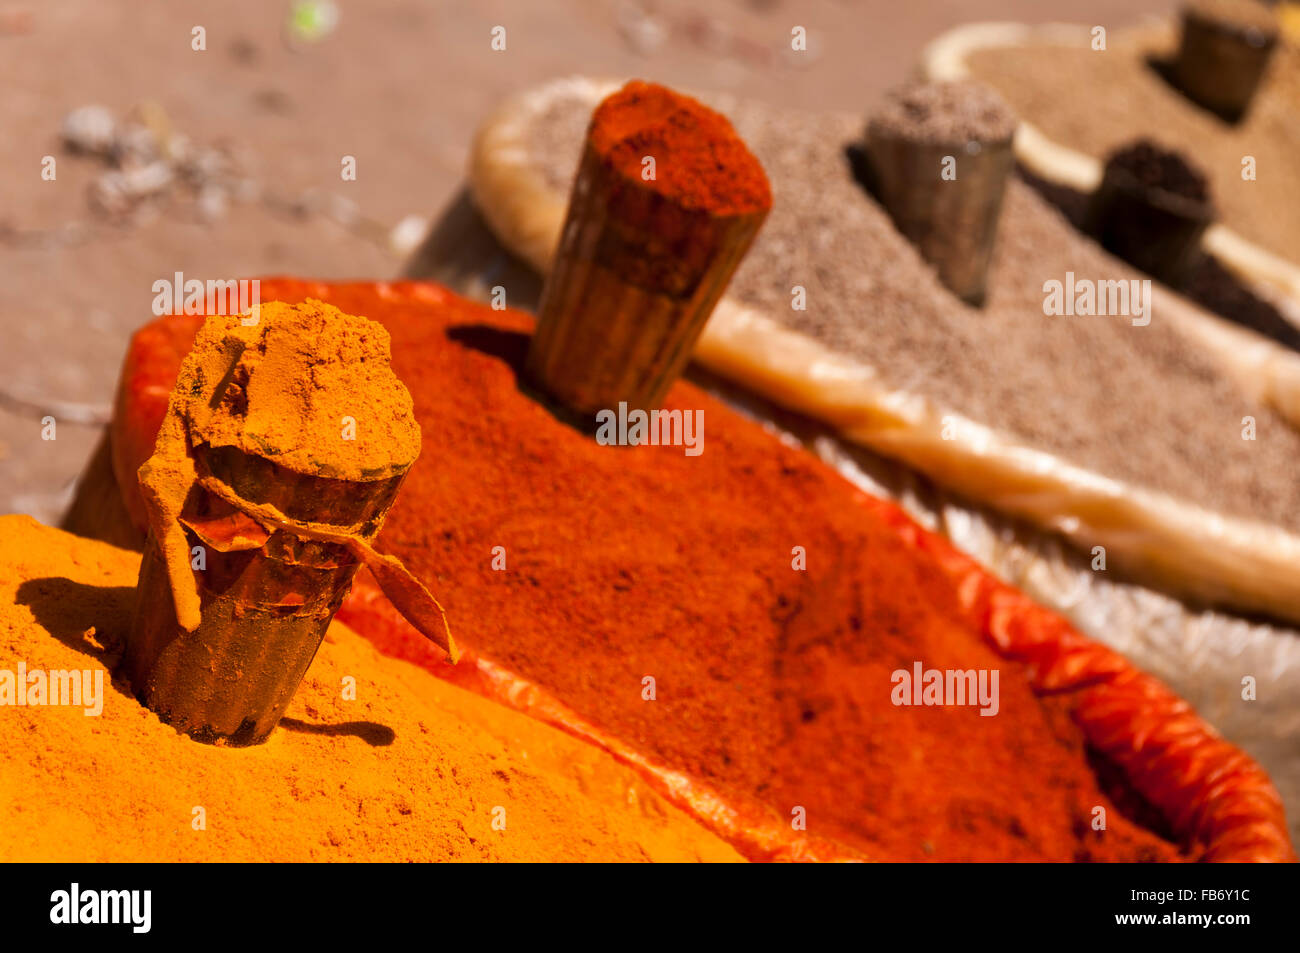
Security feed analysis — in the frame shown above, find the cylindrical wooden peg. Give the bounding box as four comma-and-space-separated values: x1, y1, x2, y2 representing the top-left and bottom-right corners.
526, 80, 772, 417
1172, 0, 1280, 122
866, 81, 1017, 307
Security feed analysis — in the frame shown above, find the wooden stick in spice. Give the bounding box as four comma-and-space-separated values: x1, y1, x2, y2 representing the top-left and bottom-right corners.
1172, 0, 1280, 122
526, 80, 771, 416
865, 81, 1017, 307
123, 300, 456, 746
1085, 140, 1216, 287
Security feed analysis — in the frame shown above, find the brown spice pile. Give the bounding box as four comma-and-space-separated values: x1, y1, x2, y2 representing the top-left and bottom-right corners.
527, 94, 1300, 533
0, 515, 741, 862
965, 22, 1300, 258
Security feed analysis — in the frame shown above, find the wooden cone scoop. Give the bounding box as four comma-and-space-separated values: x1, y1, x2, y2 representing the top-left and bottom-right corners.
122, 300, 456, 746
527, 80, 772, 416
1172, 0, 1280, 122
865, 81, 1017, 307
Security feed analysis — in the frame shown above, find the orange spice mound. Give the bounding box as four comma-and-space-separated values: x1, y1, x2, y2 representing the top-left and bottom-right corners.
0, 515, 741, 862
588, 80, 773, 216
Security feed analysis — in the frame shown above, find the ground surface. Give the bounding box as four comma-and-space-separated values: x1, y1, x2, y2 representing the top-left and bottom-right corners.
0, 0, 1176, 519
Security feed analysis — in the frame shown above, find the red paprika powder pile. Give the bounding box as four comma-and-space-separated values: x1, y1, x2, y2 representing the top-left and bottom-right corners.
373, 297, 1182, 862
113, 279, 1243, 862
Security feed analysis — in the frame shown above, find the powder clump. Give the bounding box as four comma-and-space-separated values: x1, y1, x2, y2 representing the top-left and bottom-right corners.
189, 299, 421, 481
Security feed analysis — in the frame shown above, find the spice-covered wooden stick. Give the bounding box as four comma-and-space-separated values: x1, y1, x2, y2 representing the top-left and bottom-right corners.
1172, 0, 1280, 122
527, 80, 771, 416
123, 300, 455, 746
865, 81, 1017, 307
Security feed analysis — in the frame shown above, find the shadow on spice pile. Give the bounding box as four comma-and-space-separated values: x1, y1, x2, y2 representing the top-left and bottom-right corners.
444, 324, 603, 437
15, 577, 133, 667
15, 576, 400, 748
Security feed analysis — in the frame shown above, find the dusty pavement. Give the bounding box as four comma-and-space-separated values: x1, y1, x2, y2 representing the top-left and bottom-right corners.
0, 0, 1176, 519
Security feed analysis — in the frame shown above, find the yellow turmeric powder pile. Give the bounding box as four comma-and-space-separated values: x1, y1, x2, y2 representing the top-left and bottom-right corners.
0, 515, 741, 862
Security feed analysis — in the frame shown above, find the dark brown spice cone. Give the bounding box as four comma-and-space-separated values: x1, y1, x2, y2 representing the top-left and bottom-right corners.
527, 108, 769, 417
1086, 153, 1216, 288
123, 443, 409, 746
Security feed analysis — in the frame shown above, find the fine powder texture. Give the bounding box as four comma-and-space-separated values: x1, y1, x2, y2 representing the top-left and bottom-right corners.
191, 299, 421, 481
867, 80, 1017, 146
1106, 139, 1213, 203
0, 515, 742, 862
276, 281, 1183, 862
587, 80, 772, 217
528, 93, 1300, 533
965, 22, 1300, 257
